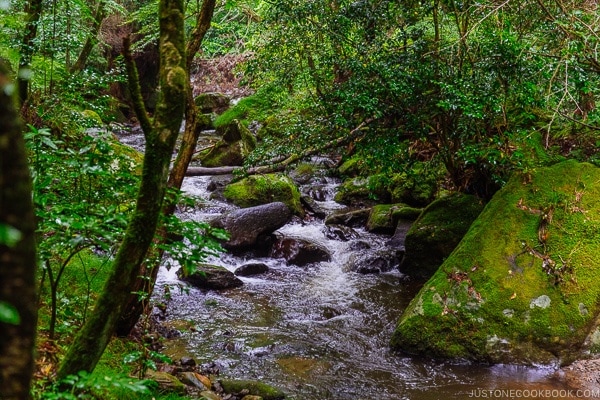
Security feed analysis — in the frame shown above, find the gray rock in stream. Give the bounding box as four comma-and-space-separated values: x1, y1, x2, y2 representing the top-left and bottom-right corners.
177, 264, 243, 290
270, 236, 331, 266
234, 262, 270, 276
210, 202, 292, 251
344, 249, 402, 274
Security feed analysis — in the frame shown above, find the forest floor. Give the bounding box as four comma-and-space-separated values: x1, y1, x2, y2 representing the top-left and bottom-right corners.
190, 54, 252, 99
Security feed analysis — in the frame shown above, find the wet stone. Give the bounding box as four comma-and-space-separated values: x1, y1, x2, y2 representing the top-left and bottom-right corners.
235, 262, 270, 277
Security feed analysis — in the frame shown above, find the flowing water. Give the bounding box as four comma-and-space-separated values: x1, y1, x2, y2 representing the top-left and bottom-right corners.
110, 125, 576, 399
152, 173, 575, 400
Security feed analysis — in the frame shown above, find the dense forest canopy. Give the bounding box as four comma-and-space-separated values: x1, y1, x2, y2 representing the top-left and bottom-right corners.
1, 0, 600, 398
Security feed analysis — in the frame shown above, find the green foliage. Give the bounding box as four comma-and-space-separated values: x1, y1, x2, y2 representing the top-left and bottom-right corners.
214, 86, 282, 128
26, 124, 138, 337
39, 371, 154, 400
0, 223, 22, 247
123, 350, 172, 379
0, 301, 21, 325
158, 205, 228, 276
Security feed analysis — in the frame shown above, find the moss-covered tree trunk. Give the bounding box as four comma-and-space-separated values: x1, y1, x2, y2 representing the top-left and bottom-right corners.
0, 64, 38, 399
56, 0, 186, 378
115, 0, 217, 337
18, 0, 43, 104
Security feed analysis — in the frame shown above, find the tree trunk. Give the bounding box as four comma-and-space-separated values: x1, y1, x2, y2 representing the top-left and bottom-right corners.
56, 0, 186, 378
69, 1, 107, 74
18, 0, 43, 105
115, 0, 217, 337
0, 63, 38, 400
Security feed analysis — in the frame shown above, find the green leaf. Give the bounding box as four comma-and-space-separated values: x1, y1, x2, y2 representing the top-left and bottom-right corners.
0, 301, 21, 325
0, 224, 22, 247
123, 351, 142, 364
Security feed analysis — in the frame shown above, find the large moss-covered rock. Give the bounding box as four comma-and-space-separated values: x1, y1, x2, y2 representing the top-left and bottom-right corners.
194, 92, 230, 114
391, 160, 600, 365
200, 119, 256, 167
366, 203, 418, 234
334, 176, 390, 206
223, 174, 303, 215
219, 379, 286, 400
400, 193, 484, 278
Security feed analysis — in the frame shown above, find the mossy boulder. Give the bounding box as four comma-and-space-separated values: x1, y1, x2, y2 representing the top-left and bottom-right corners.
334, 175, 390, 207
367, 204, 413, 234
194, 92, 230, 114
400, 193, 484, 279
337, 157, 364, 177
391, 160, 600, 365
219, 379, 285, 400
200, 119, 256, 167
223, 174, 303, 215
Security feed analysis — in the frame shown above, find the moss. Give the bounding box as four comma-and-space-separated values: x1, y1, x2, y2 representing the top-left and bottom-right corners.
391, 206, 422, 221
392, 161, 600, 364
223, 174, 303, 215
219, 379, 285, 400
200, 120, 256, 167
214, 89, 278, 128
338, 157, 364, 177
334, 175, 390, 206
367, 204, 407, 233
401, 193, 484, 279
194, 92, 230, 114
81, 110, 104, 126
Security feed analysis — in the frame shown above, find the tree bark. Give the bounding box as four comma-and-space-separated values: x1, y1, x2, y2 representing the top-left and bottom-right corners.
18, 0, 43, 105
69, 1, 107, 74
0, 63, 38, 400
115, 0, 217, 337
56, 0, 186, 377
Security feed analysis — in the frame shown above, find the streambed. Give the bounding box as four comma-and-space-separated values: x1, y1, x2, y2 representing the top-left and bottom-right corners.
152, 175, 574, 400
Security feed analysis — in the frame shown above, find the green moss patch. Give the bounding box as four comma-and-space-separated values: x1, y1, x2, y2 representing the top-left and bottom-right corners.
223, 174, 303, 215
392, 160, 600, 364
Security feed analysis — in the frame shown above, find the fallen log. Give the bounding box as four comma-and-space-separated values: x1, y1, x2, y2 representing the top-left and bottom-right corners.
185, 118, 374, 177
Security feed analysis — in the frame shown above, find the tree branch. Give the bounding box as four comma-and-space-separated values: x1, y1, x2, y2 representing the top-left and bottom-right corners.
186, 118, 375, 176
122, 37, 153, 138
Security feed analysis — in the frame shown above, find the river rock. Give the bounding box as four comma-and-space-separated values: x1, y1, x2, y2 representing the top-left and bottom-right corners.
391, 161, 600, 364
177, 264, 243, 290
200, 119, 256, 167
219, 379, 286, 400
386, 220, 413, 250
322, 224, 360, 241
235, 262, 270, 276
145, 370, 186, 394
194, 92, 231, 114
366, 203, 413, 234
344, 249, 401, 274
223, 174, 304, 215
324, 208, 371, 227
179, 371, 210, 390
300, 195, 327, 219
399, 192, 484, 279
211, 202, 292, 251
270, 237, 331, 266
334, 176, 389, 207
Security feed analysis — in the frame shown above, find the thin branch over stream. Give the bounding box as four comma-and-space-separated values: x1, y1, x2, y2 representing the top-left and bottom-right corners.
185, 118, 375, 176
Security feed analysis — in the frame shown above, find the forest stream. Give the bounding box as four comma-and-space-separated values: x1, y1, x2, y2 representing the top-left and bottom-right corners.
117, 127, 577, 400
